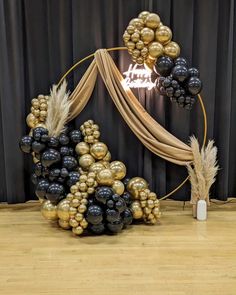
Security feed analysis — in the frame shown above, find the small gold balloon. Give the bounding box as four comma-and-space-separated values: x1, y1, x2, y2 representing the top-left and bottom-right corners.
164, 41, 180, 58
26, 113, 36, 128
132, 49, 141, 58
75, 212, 83, 222
57, 199, 70, 221
58, 219, 71, 230
131, 202, 143, 219
127, 177, 149, 199
123, 31, 130, 43
138, 11, 150, 21
69, 218, 79, 228
90, 142, 108, 160
72, 226, 83, 235
103, 151, 111, 162
148, 41, 163, 58
80, 218, 88, 229
131, 32, 140, 43
127, 25, 135, 35
140, 47, 149, 57
41, 200, 58, 221
112, 180, 125, 195
129, 18, 144, 30
75, 142, 90, 155
40, 103, 47, 111
110, 161, 126, 180
141, 27, 155, 44
145, 13, 161, 29
79, 154, 95, 170
126, 41, 136, 50
136, 40, 144, 50
155, 26, 172, 44
96, 169, 114, 186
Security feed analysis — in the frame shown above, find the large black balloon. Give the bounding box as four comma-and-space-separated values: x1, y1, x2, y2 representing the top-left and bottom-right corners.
41, 149, 61, 167
95, 186, 114, 204
67, 171, 80, 186
172, 65, 189, 82
86, 205, 103, 225
35, 179, 50, 198
46, 183, 64, 202
187, 77, 202, 95
31, 141, 46, 153
154, 56, 174, 76
19, 136, 33, 153
62, 156, 77, 171
69, 130, 82, 144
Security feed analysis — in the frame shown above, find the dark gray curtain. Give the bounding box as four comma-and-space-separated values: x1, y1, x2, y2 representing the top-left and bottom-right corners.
0, 0, 235, 203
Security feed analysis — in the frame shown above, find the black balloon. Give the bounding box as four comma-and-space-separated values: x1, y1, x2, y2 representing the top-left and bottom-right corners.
154, 56, 174, 76
67, 171, 80, 186
35, 179, 50, 198
49, 168, 60, 181
188, 67, 199, 77
115, 197, 126, 213
122, 192, 132, 206
123, 178, 130, 188
89, 223, 105, 235
174, 57, 188, 66
32, 141, 46, 153
46, 183, 64, 202
33, 127, 48, 141
60, 168, 69, 178
59, 134, 69, 145
187, 77, 202, 95
122, 209, 133, 225
48, 137, 59, 148
107, 218, 124, 233
41, 149, 61, 167
106, 209, 120, 223
62, 156, 77, 171
41, 134, 49, 143
172, 65, 189, 82
69, 130, 82, 144
95, 186, 114, 204
19, 136, 33, 153
86, 205, 103, 225
60, 146, 70, 156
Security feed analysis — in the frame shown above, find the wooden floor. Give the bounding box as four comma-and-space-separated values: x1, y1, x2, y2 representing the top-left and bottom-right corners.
0, 200, 236, 295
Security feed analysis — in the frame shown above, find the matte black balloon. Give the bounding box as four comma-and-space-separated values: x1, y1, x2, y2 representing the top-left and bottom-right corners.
188, 67, 199, 77
86, 205, 103, 225
60, 168, 69, 178
187, 77, 202, 95
67, 171, 80, 186
69, 130, 82, 144
122, 192, 132, 206
19, 136, 33, 153
32, 141, 46, 153
89, 223, 105, 235
95, 186, 114, 204
107, 218, 124, 233
34, 162, 43, 176
106, 209, 120, 223
48, 137, 59, 148
174, 57, 188, 66
59, 134, 69, 145
154, 56, 174, 76
31, 173, 38, 185
60, 146, 70, 156
62, 156, 77, 171
46, 183, 64, 202
122, 208, 133, 225
41, 149, 61, 167
35, 179, 50, 198
33, 127, 48, 141
172, 65, 189, 82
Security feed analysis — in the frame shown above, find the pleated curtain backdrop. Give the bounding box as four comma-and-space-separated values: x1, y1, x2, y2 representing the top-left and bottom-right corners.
0, 0, 235, 203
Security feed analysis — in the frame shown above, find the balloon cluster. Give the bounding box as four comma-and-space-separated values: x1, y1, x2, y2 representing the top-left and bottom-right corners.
123, 11, 180, 68
26, 94, 49, 129
154, 56, 202, 109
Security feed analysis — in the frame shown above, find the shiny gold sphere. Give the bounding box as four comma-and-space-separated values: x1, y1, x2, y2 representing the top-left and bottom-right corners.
96, 169, 114, 186
90, 142, 108, 160
164, 41, 180, 58
155, 26, 172, 44
72, 226, 83, 235
138, 11, 150, 22
141, 27, 154, 44
136, 40, 144, 50
123, 31, 130, 43
127, 25, 135, 35
26, 113, 36, 128
110, 161, 126, 180
126, 41, 136, 50
141, 47, 149, 57
103, 151, 111, 162
132, 49, 141, 58
75, 142, 90, 155
99, 161, 110, 168
57, 199, 70, 221
145, 13, 161, 29
79, 154, 95, 170
131, 32, 140, 43
131, 202, 143, 219
148, 42, 163, 58
89, 162, 105, 174
127, 177, 149, 199
129, 18, 144, 30
112, 180, 125, 195
41, 200, 58, 221
58, 219, 71, 230
69, 218, 79, 228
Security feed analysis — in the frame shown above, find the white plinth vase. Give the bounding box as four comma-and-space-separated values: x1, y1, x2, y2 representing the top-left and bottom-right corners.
197, 200, 207, 221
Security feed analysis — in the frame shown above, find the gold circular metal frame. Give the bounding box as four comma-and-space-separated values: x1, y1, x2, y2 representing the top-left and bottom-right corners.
58, 47, 207, 201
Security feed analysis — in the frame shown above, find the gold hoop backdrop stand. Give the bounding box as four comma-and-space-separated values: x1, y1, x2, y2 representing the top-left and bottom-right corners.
57, 47, 207, 201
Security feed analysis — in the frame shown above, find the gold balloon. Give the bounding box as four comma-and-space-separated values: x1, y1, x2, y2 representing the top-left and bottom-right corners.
164, 41, 180, 58
155, 26, 172, 44
136, 56, 144, 64
79, 154, 95, 170
126, 41, 136, 50
58, 219, 71, 230
127, 177, 149, 199
75, 142, 90, 155
132, 49, 141, 58
41, 200, 58, 221
141, 27, 154, 44
131, 202, 143, 219
103, 151, 111, 162
90, 142, 108, 160
129, 18, 144, 30
96, 169, 114, 186
123, 31, 130, 43
112, 180, 125, 195
110, 161, 126, 180
89, 162, 105, 174
138, 11, 150, 22
127, 25, 135, 35
99, 161, 110, 168
72, 226, 83, 235
144, 56, 156, 71
26, 113, 36, 128
57, 199, 70, 221
145, 13, 161, 29
148, 42, 163, 58
131, 32, 140, 43
141, 47, 149, 57
136, 40, 144, 50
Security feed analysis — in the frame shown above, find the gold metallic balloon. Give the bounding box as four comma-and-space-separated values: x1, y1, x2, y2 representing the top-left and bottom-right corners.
41, 200, 58, 221
99, 161, 110, 168
129, 18, 144, 30
123, 31, 130, 43
136, 56, 144, 64
110, 161, 126, 180
103, 151, 111, 162
164, 41, 180, 58
127, 177, 149, 199
141, 27, 154, 44
144, 56, 156, 71
132, 49, 141, 58
79, 154, 95, 170
90, 142, 108, 160
96, 169, 114, 186
127, 25, 135, 35
136, 40, 144, 50
75, 142, 90, 155
57, 199, 70, 221
112, 180, 125, 195
141, 47, 149, 57
148, 42, 163, 58
58, 219, 71, 230
131, 201, 143, 219
69, 218, 79, 228
138, 11, 150, 22
26, 113, 36, 128
126, 41, 136, 50
89, 162, 105, 174
155, 26, 172, 45
72, 226, 83, 235
131, 32, 140, 43
145, 13, 161, 29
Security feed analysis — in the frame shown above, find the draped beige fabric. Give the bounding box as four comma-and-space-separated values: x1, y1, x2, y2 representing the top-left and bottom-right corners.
69, 49, 194, 166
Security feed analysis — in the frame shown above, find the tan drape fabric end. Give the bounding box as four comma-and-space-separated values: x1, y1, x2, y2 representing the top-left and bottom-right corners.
68, 49, 194, 166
